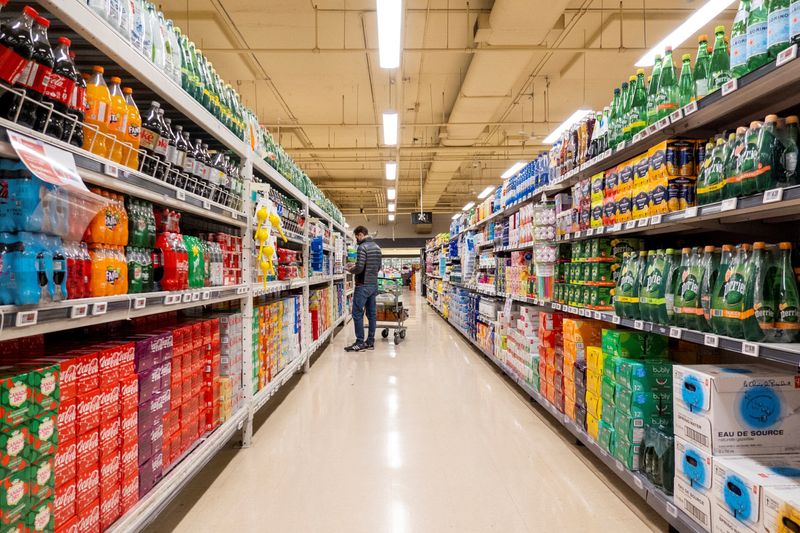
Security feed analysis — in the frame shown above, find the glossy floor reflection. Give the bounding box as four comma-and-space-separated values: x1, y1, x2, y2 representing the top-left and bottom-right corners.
153, 289, 666, 532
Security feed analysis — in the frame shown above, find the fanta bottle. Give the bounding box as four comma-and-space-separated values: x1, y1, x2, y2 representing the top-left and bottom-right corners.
89, 244, 108, 296
123, 87, 141, 170
116, 194, 129, 246
107, 76, 129, 165
116, 246, 128, 295
83, 66, 112, 158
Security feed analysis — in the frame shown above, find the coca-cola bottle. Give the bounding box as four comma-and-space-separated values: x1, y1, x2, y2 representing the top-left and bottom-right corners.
162, 116, 177, 185
41, 36, 76, 140
173, 124, 188, 189
181, 130, 196, 193
17, 16, 54, 133
0, 6, 37, 125
139, 101, 163, 177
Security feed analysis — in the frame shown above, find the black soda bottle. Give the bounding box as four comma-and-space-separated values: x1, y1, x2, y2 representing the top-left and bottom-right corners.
25, 16, 56, 134
43, 37, 76, 140
139, 101, 163, 177
0, 5, 37, 125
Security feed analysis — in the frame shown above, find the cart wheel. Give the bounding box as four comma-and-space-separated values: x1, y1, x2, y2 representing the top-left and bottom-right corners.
399, 330, 406, 339
394, 332, 401, 344
382, 329, 389, 338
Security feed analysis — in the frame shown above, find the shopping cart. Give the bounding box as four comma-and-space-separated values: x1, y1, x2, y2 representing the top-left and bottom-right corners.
373, 277, 408, 344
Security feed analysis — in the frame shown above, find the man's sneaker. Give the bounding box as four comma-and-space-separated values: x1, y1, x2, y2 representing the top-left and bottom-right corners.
365, 342, 375, 350
345, 342, 367, 352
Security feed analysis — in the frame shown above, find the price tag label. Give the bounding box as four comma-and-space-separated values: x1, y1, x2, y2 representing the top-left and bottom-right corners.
683, 100, 698, 116
553, 303, 562, 310
763, 188, 784, 204
593, 311, 601, 320
612, 223, 622, 232
133, 297, 146, 310
721, 198, 738, 211
649, 214, 662, 226
615, 460, 624, 472
647, 124, 657, 136
103, 164, 119, 178
586, 228, 595, 236
742, 342, 760, 357
637, 218, 649, 228
181, 292, 191, 303
164, 295, 176, 305
684, 206, 699, 218
704, 334, 719, 347
237, 286, 248, 295
202, 200, 211, 210
191, 292, 200, 302
612, 315, 621, 325
624, 221, 637, 230
634, 477, 644, 490
656, 117, 670, 130
603, 149, 612, 159
669, 327, 682, 339
669, 109, 684, 124
70, 304, 88, 319
92, 302, 107, 316
15, 310, 37, 328
575, 231, 583, 239
721, 78, 738, 96
634, 320, 644, 330
618, 140, 628, 150
231, 212, 238, 220
633, 132, 644, 143
176, 189, 186, 201
666, 503, 678, 518
596, 226, 605, 234
777, 44, 798, 66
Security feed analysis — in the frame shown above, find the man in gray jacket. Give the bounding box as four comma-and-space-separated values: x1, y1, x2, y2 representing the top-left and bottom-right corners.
345, 226, 382, 352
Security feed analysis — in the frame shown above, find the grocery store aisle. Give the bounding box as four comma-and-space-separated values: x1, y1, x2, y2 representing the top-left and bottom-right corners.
152, 291, 665, 532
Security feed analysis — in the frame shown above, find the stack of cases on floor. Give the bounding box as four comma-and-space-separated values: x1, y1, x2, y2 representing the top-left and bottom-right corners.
596, 329, 671, 473
537, 311, 563, 410
0, 339, 61, 532
503, 306, 539, 387
252, 297, 303, 393
217, 314, 244, 421
561, 318, 602, 429
672, 363, 800, 532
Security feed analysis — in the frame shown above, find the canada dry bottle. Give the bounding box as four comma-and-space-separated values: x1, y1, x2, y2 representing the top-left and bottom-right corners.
731, 0, 751, 78
748, 0, 770, 71
774, 242, 800, 342
710, 26, 732, 90
694, 35, 712, 98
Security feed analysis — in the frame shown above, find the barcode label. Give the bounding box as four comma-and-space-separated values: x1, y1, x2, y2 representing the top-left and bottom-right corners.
684, 427, 709, 447
742, 342, 760, 357
685, 500, 708, 525
721, 78, 738, 96
704, 334, 719, 347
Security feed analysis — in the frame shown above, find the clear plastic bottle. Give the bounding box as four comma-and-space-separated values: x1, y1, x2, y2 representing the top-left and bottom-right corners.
130, 0, 146, 53
165, 19, 183, 85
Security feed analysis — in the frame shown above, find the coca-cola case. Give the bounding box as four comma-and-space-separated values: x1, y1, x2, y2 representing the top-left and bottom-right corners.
74, 462, 98, 514
99, 451, 119, 501
95, 345, 119, 389
98, 384, 120, 423
75, 498, 98, 533
55, 513, 78, 533
120, 410, 137, 448
118, 374, 138, 414
53, 439, 75, 489
75, 430, 98, 475
119, 474, 138, 514
119, 441, 137, 482
99, 483, 120, 530
75, 388, 101, 436
53, 478, 75, 529
28, 456, 55, 506
57, 400, 76, 444
98, 417, 120, 453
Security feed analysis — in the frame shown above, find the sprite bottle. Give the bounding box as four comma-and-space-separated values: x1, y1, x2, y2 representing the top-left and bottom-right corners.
647, 54, 662, 125
710, 26, 732, 90
748, 0, 770, 71
769, 0, 791, 59
732, 0, 751, 78
694, 35, 712, 98
774, 242, 800, 342
655, 47, 678, 120
678, 54, 695, 107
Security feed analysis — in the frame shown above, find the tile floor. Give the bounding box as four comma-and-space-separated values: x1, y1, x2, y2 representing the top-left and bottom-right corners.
147, 289, 667, 533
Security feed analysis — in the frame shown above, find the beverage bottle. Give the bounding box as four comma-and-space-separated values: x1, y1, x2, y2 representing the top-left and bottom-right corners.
677, 247, 704, 330
698, 138, 726, 205
64, 50, 85, 147
792, 0, 800, 44
645, 56, 662, 126
189, 42, 205, 102
671, 248, 692, 327
678, 54, 695, 107
161, 116, 177, 184
127, 246, 140, 293
83, 66, 112, 158
773, 242, 800, 341
175, 234, 189, 290
172, 124, 188, 188
739, 121, 764, 195
148, 4, 165, 71
608, 88, 620, 148
710, 245, 735, 335
166, 20, 183, 84
181, 130, 196, 191
195, 49, 212, 111
694, 35, 712, 98
159, 13, 175, 80
732, 0, 751, 78
710, 26, 732, 90
20, 16, 55, 134
616, 82, 629, 146
88, 244, 107, 296
638, 250, 658, 322
210, 150, 227, 203
156, 232, 175, 291
629, 251, 646, 319
724, 128, 748, 198
190, 135, 206, 194
621, 76, 636, 142
107, 76, 129, 165
726, 244, 751, 339
700, 245, 721, 331
0, 6, 38, 127
756, 114, 783, 192
122, 87, 141, 169
655, 46, 678, 120
176, 28, 194, 93
748, 241, 774, 341
127, 198, 141, 246
661, 248, 680, 325
40, 36, 76, 141
629, 69, 647, 137
118, 0, 134, 42
769, 0, 791, 58
138, 101, 164, 177
200, 143, 213, 197
748, 0, 769, 71
87, 0, 109, 20
130, 0, 146, 53
781, 115, 799, 186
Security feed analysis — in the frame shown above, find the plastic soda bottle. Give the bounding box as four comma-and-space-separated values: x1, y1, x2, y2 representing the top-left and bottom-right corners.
710, 26, 732, 90
646, 55, 661, 125
655, 47, 678, 120
748, 241, 774, 341
629, 69, 647, 137
678, 54, 695, 107
732, 0, 751, 77
700, 246, 721, 331
83, 66, 112, 158
122, 87, 141, 169
107, 76, 129, 165
0, 6, 37, 126
748, 0, 770, 71
774, 242, 800, 341
694, 35, 712, 98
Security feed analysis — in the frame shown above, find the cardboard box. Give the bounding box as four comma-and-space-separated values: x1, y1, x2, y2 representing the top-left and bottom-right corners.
675, 436, 714, 493
26, 497, 53, 532
71, 353, 98, 396
75, 498, 98, 533
95, 346, 119, 389
99, 484, 120, 530
29, 456, 54, 506
0, 470, 29, 525
23, 363, 59, 416
98, 417, 120, 454
601, 329, 668, 359
53, 440, 75, 489
615, 387, 673, 419
97, 384, 120, 423
98, 452, 119, 496
53, 479, 75, 528
615, 359, 672, 392
120, 443, 137, 483
0, 371, 31, 429
0, 426, 28, 478
57, 401, 76, 444
27, 413, 58, 462
76, 389, 101, 436
120, 474, 138, 514
120, 411, 137, 447
673, 364, 800, 455
675, 476, 712, 532
75, 463, 99, 513
763, 485, 800, 533
75, 431, 98, 475
118, 375, 138, 416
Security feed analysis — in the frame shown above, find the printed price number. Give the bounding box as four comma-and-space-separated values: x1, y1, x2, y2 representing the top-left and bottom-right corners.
637, 218, 649, 228
669, 327, 682, 339
742, 342, 760, 357
103, 164, 119, 178
763, 188, 784, 204
721, 78, 738, 96
92, 302, 107, 316
624, 220, 637, 230
612, 315, 621, 325
16, 310, 38, 328
704, 334, 719, 347
70, 304, 88, 319
634, 320, 645, 330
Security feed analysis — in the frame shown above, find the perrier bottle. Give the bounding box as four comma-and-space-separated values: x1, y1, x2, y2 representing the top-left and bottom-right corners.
709, 26, 732, 91
774, 242, 800, 342
655, 47, 678, 120
629, 69, 647, 137
646, 54, 662, 125
678, 54, 695, 107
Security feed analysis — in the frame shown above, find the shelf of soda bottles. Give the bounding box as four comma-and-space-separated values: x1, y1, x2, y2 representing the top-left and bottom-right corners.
0, 283, 248, 341
432, 298, 705, 533
251, 157, 312, 213
544, 43, 800, 197
104, 405, 249, 533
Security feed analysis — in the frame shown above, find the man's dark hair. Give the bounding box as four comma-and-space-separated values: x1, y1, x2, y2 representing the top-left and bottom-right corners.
353, 225, 369, 236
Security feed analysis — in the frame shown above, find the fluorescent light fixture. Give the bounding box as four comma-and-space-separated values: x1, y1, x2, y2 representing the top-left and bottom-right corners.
501, 162, 527, 180
451, 213, 461, 220
387, 187, 397, 200
376, 0, 402, 69
388, 203, 396, 212
543, 109, 593, 144
385, 161, 397, 180
477, 186, 495, 199
383, 112, 398, 145
388, 214, 396, 221
635, 0, 735, 67
462, 202, 475, 211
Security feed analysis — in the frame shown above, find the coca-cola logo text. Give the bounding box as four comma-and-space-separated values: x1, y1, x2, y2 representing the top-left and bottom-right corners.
55, 442, 76, 468
76, 469, 99, 492
77, 432, 99, 455
59, 402, 77, 425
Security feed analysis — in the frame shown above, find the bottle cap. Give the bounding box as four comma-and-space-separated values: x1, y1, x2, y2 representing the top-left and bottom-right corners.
150, 101, 160, 108
722, 244, 734, 251
636, 68, 645, 75
22, 6, 39, 18
741, 243, 752, 250
765, 114, 779, 123
682, 247, 691, 253
665, 46, 672, 52
704, 245, 716, 252
780, 242, 793, 250
682, 54, 691, 61
728, 132, 736, 141
629, 75, 636, 81
57, 36, 71, 46
717, 137, 726, 145
715, 25, 725, 33
110, 76, 121, 84
698, 34, 708, 42
34, 16, 49, 28
92, 65, 104, 73
754, 242, 767, 250
123, 87, 132, 94
666, 248, 675, 254
750, 121, 763, 128
788, 116, 799, 125
737, 126, 747, 134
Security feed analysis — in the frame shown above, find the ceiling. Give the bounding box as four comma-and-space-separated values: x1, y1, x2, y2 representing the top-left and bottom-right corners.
160, 0, 736, 222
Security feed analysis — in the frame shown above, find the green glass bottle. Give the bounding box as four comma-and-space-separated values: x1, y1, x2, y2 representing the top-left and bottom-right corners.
678, 54, 695, 107
622, 76, 636, 142
748, 0, 770, 71
782, 115, 799, 186
700, 245, 721, 332
647, 55, 662, 125
710, 26, 732, 90
769, 0, 791, 59
732, 0, 751, 78
696, 141, 716, 205
704, 138, 727, 204
609, 88, 621, 149
195, 49, 211, 111
748, 241, 773, 341
663, 248, 681, 326
775, 242, 800, 342
616, 84, 628, 146
710, 244, 735, 335
694, 35, 712, 98
655, 47, 678, 119
629, 69, 648, 137
185, 40, 202, 101
725, 127, 748, 199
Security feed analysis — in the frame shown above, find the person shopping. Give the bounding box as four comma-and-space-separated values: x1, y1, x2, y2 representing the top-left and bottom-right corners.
345, 226, 382, 352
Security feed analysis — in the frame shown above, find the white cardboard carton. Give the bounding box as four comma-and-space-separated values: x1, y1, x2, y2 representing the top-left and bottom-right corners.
762, 485, 800, 533
675, 476, 713, 532
675, 437, 714, 493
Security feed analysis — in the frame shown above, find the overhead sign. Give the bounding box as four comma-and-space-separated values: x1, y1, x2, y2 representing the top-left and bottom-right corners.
410, 212, 432, 224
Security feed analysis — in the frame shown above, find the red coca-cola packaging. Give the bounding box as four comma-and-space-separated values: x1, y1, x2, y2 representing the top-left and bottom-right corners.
170, 354, 182, 384
70, 352, 98, 396
114, 342, 135, 377
43, 357, 76, 403
168, 434, 180, 464
55, 513, 78, 533
57, 400, 76, 444
28, 456, 54, 505
98, 417, 120, 452
120, 410, 137, 448
98, 451, 119, 498
75, 464, 98, 513
76, 389, 100, 436
118, 374, 138, 415
119, 474, 138, 514
181, 376, 192, 405
75, 430, 97, 474
119, 442, 137, 482
170, 378, 181, 411
97, 384, 119, 423
75, 498, 98, 533
53, 479, 76, 528
162, 409, 179, 439
99, 484, 120, 530
95, 346, 118, 389
53, 439, 75, 488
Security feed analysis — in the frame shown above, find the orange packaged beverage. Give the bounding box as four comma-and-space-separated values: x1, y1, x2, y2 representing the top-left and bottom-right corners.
89, 245, 109, 296
107, 76, 129, 165
83, 66, 112, 158
115, 246, 128, 295
117, 194, 129, 246
85, 188, 107, 244
123, 87, 141, 170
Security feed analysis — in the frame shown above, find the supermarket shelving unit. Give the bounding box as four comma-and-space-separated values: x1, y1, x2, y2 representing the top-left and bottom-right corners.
0, 1, 350, 531
421, 44, 800, 533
